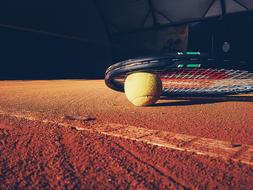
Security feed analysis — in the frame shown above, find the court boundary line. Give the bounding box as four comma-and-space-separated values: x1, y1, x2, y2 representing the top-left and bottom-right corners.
0, 111, 252, 166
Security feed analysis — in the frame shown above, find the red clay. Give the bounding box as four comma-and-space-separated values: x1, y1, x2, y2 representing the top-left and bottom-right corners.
0, 80, 253, 189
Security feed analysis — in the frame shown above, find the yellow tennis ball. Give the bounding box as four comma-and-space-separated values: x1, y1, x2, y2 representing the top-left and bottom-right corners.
124, 72, 162, 106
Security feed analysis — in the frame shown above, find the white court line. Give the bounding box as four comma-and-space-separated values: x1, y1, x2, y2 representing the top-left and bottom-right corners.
0, 111, 253, 166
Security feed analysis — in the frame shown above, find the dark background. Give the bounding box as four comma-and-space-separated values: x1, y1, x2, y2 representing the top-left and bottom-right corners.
188, 11, 253, 64
0, 1, 253, 79
0, 1, 111, 79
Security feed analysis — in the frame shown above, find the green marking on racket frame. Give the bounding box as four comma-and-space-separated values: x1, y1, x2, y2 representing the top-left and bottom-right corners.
177, 52, 201, 55
186, 52, 201, 55
177, 64, 201, 68
186, 64, 201, 68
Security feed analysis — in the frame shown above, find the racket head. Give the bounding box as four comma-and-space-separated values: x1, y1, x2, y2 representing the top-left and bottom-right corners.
105, 53, 253, 96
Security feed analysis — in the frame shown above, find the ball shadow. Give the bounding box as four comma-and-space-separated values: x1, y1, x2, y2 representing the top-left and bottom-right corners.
152, 95, 253, 107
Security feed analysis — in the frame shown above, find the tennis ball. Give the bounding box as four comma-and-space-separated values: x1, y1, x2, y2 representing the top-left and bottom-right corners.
124, 72, 162, 106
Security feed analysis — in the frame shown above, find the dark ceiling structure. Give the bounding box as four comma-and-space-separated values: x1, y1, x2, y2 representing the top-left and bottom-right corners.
94, 0, 253, 36
92, 0, 253, 62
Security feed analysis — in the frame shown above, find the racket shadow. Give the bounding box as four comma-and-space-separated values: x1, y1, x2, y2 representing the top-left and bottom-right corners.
154, 95, 253, 107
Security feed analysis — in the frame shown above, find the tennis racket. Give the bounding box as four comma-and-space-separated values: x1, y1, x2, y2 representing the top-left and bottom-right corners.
105, 52, 253, 96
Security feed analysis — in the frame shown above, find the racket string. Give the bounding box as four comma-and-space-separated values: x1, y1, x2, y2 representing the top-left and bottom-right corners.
160, 69, 253, 95
113, 68, 253, 95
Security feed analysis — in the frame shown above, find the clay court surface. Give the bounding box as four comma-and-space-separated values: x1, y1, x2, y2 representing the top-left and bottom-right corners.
0, 80, 253, 189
